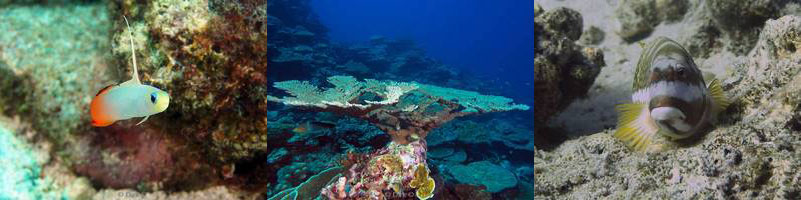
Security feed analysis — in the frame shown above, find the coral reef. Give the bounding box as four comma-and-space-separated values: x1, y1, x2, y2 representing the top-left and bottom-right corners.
110, 0, 273, 163
1, 0, 533, 198
534, 7, 801, 199
534, 6, 605, 126
316, 141, 428, 199
267, 74, 529, 198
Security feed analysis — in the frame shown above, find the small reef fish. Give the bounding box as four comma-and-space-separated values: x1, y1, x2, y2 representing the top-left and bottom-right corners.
293, 121, 336, 134
614, 37, 729, 151
90, 16, 170, 127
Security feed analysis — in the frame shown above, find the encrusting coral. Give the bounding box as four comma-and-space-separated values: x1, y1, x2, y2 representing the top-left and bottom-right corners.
409, 163, 435, 200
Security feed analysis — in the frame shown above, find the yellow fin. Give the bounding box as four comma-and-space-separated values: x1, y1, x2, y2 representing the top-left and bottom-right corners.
614, 103, 658, 151
707, 78, 729, 112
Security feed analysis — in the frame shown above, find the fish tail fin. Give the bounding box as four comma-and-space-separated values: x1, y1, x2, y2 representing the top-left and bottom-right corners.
614, 103, 658, 151
707, 78, 730, 112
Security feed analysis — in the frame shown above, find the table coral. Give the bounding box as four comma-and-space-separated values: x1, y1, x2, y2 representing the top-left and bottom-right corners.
268, 75, 529, 145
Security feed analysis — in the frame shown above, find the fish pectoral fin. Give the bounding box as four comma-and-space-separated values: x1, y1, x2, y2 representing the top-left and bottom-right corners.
135, 115, 150, 126
613, 103, 658, 151
707, 78, 730, 112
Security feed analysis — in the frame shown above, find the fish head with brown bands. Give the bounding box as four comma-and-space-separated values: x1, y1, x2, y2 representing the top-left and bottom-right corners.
633, 37, 711, 139
634, 37, 705, 90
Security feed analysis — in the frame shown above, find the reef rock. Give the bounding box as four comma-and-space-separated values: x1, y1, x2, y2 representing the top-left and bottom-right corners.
534, 5, 605, 125
111, 0, 271, 163
615, 0, 689, 42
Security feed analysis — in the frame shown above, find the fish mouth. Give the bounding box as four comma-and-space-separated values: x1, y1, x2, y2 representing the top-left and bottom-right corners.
651, 106, 685, 122
650, 106, 693, 137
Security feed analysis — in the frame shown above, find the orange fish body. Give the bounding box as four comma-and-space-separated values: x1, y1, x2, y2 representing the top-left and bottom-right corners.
90, 86, 116, 127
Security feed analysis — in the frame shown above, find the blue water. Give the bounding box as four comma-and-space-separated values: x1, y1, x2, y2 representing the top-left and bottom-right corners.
311, 0, 535, 102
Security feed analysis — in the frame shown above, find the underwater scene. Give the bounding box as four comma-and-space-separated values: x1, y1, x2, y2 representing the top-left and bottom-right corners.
536, 0, 801, 199
0, 0, 534, 200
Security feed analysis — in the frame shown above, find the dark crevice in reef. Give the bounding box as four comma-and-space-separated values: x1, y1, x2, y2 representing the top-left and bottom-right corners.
534, 127, 568, 151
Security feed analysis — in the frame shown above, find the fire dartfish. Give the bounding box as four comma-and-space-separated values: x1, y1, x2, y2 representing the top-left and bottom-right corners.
90, 16, 170, 127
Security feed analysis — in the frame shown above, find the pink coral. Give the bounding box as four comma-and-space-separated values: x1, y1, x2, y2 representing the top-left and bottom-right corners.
319, 141, 430, 199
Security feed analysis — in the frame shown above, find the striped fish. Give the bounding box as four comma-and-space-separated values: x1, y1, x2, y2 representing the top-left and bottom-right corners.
614, 37, 729, 151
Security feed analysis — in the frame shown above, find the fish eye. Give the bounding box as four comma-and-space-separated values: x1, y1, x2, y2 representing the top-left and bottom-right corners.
676, 67, 686, 77
150, 93, 157, 103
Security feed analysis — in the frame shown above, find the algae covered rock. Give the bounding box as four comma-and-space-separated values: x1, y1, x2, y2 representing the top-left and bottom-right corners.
111, 0, 272, 163
534, 5, 605, 125
0, 4, 113, 146
0, 123, 51, 199
706, 0, 791, 54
